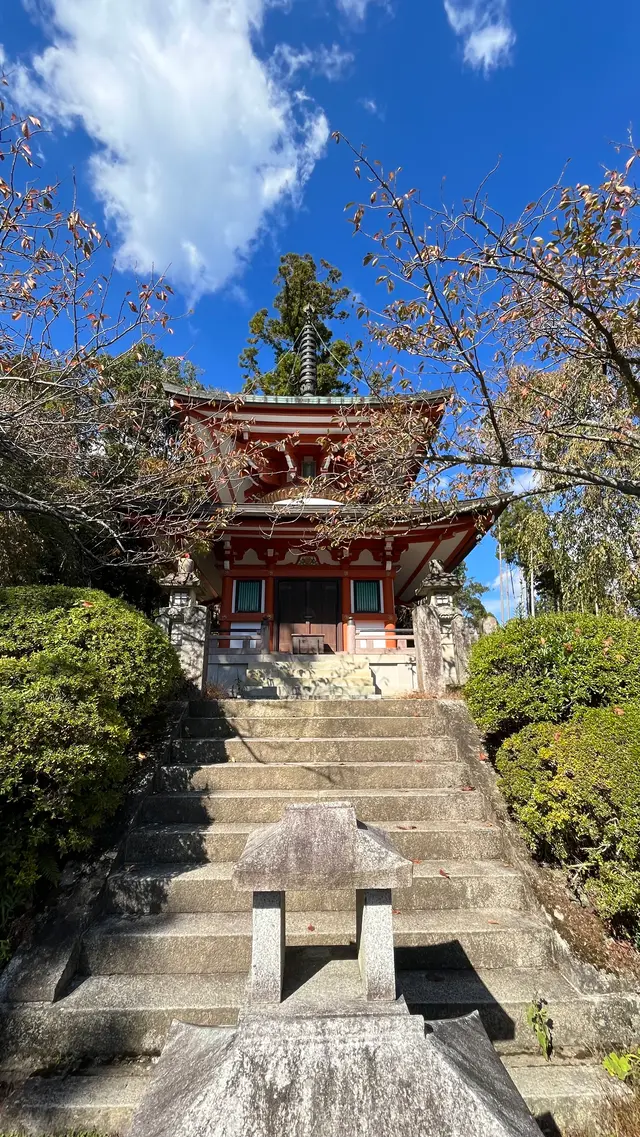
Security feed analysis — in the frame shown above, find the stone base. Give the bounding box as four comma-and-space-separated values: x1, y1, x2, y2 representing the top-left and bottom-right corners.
128, 1006, 541, 1137
206, 653, 417, 698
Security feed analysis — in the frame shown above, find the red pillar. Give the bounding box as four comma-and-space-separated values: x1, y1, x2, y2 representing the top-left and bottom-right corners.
383, 575, 396, 650
341, 574, 351, 652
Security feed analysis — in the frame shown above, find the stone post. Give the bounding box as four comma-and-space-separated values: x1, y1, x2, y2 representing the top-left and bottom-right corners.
346, 616, 356, 654
250, 891, 286, 1004
412, 560, 465, 694
261, 618, 271, 654
356, 888, 396, 1001
157, 557, 209, 690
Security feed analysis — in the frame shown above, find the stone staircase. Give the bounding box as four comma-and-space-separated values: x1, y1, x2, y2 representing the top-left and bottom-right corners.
1, 698, 635, 1135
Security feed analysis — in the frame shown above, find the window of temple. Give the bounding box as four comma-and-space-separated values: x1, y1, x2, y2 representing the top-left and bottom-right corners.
301, 455, 316, 479
234, 579, 264, 612
353, 579, 383, 613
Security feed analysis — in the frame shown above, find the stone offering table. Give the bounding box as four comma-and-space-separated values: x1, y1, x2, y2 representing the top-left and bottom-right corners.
232, 800, 412, 1004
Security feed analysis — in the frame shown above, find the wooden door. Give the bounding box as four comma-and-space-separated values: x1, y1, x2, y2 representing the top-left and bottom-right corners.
277, 578, 339, 652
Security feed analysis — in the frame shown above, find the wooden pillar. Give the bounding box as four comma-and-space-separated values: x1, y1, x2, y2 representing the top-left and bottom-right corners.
265, 575, 275, 652
383, 575, 396, 650
341, 574, 351, 653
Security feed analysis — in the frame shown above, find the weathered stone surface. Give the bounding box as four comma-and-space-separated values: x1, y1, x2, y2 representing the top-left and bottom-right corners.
250, 891, 285, 1004
233, 802, 413, 892
356, 888, 396, 1000
128, 1009, 541, 1137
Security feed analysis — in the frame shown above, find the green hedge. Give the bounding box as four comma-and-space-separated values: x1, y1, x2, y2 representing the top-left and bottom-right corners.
496, 704, 640, 933
0, 587, 180, 958
0, 586, 181, 723
465, 613, 640, 741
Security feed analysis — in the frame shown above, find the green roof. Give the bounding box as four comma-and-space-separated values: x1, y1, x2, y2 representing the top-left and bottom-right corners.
163, 383, 451, 407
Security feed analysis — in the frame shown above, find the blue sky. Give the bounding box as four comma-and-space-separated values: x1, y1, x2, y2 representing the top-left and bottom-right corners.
2, 0, 638, 614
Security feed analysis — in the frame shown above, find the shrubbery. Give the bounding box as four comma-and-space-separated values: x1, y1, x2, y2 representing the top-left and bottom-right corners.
465, 612, 640, 741
0, 585, 181, 723
466, 612, 640, 939
496, 706, 640, 933
0, 587, 181, 956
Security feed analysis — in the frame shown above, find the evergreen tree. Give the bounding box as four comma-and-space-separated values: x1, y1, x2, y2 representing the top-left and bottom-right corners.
239, 253, 361, 396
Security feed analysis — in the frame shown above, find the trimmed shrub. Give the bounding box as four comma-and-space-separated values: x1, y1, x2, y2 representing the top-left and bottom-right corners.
0, 586, 181, 723
496, 704, 640, 932
465, 613, 640, 740
0, 650, 130, 945
0, 586, 181, 958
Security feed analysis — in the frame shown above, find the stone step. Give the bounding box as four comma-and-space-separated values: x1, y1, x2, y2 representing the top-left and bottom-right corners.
82, 909, 553, 976
1, 1059, 627, 1137
170, 737, 458, 764
139, 787, 487, 826
0, 975, 246, 1065
126, 819, 504, 865
105, 860, 525, 915
158, 761, 469, 793
0, 1064, 152, 1135
2, 966, 632, 1066
190, 698, 458, 718
505, 1058, 632, 1135
182, 715, 452, 739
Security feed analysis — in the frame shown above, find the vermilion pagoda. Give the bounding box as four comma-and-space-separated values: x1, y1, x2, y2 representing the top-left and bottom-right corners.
165, 351, 497, 694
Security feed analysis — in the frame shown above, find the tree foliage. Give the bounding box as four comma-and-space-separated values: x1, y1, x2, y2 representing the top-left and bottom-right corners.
328, 133, 640, 527
239, 253, 360, 396
456, 564, 489, 628
0, 92, 247, 570
498, 492, 640, 616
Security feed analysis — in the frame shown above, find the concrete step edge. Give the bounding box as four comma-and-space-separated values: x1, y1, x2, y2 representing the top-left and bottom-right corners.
110, 859, 520, 884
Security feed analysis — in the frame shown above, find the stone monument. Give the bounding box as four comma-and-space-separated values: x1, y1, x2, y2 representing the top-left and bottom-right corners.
128, 802, 542, 1137
157, 555, 208, 687
412, 559, 471, 693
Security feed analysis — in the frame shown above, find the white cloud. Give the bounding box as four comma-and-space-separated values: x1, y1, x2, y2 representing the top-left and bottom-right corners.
273, 43, 353, 81
359, 96, 382, 117
512, 469, 539, 494
443, 1, 515, 72
14, 0, 330, 298
336, 0, 385, 20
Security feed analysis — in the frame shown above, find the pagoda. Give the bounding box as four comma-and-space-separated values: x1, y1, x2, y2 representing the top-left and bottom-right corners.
164, 316, 498, 694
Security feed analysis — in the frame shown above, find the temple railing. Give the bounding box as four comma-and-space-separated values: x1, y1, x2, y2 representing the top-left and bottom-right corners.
208, 629, 267, 654
354, 629, 415, 653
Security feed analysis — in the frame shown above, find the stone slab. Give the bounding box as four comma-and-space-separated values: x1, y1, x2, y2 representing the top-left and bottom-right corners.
128, 1010, 541, 1137
233, 802, 413, 892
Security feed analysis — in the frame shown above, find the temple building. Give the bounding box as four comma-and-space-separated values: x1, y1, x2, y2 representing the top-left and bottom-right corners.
162, 326, 498, 696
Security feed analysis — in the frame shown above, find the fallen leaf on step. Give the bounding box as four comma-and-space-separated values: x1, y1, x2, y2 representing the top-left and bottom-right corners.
461, 785, 476, 792
439, 869, 450, 879
487, 920, 500, 925
412, 859, 422, 865
478, 752, 488, 761
307, 924, 315, 932
392, 909, 401, 914
397, 825, 417, 830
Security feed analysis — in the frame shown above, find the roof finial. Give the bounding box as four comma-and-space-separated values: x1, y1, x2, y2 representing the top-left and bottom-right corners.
299, 304, 317, 397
